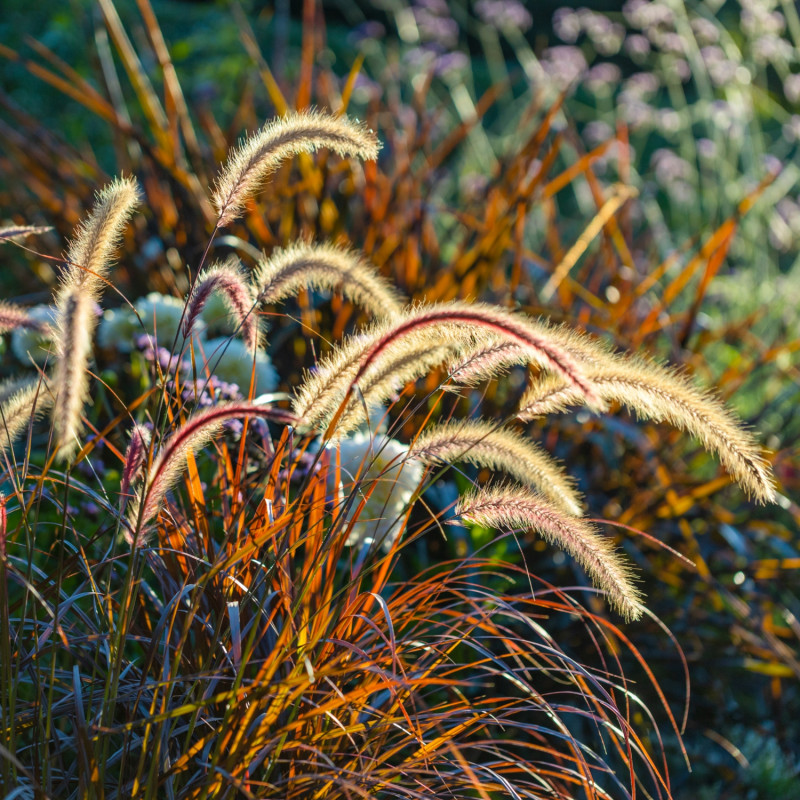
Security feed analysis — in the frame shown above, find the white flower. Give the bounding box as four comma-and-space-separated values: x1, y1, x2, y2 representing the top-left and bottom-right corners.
97, 306, 139, 352
199, 291, 238, 337
11, 305, 57, 365
199, 337, 278, 395
134, 292, 195, 347
98, 293, 206, 352
329, 432, 423, 550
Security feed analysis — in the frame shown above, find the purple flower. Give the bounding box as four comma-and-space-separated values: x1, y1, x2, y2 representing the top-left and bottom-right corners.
476, 0, 533, 33
553, 8, 581, 43
540, 46, 588, 91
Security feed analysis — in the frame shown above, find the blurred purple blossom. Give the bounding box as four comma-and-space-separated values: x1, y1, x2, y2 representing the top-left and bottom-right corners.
584, 62, 622, 93
691, 17, 720, 45
539, 46, 588, 91
413, 1, 459, 48
624, 34, 651, 62
651, 149, 694, 186
623, 0, 675, 30
582, 120, 614, 147
784, 74, 800, 104
476, 0, 532, 33
696, 138, 717, 160
553, 8, 581, 43
434, 51, 469, 77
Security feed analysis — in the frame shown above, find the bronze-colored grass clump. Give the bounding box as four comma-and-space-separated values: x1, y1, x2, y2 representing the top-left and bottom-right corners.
0, 102, 780, 800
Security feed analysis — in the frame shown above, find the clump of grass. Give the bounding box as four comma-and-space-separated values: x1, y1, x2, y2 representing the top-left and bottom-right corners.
0, 98, 780, 799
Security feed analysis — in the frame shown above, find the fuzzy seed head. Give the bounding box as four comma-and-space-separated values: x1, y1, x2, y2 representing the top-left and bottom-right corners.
212, 111, 380, 227
63, 177, 141, 296
0, 378, 53, 456
52, 290, 97, 460
410, 420, 584, 516
458, 485, 644, 621
518, 354, 776, 503
255, 241, 405, 320
185, 258, 262, 352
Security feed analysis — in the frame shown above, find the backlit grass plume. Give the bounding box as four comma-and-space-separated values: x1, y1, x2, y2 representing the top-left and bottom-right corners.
184, 257, 261, 351
0, 302, 52, 336
517, 353, 776, 503
255, 241, 405, 319
409, 419, 583, 516
457, 485, 644, 621
212, 110, 380, 227
293, 301, 603, 436
51, 290, 96, 458
50, 178, 140, 457
128, 401, 294, 537
62, 177, 141, 295
0, 224, 52, 242
0, 377, 52, 456
351, 302, 604, 410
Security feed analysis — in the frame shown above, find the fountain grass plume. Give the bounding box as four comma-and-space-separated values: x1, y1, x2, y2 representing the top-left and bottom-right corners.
128, 401, 295, 538
292, 313, 475, 435
351, 303, 604, 411
52, 290, 96, 459
409, 419, 584, 516
518, 354, 776, 503
457, 484, 644, 621
212, 110, 380, 227
0, 302, 53, 336
447, 339, 529, 386
0, 378, 53, 455
119, 423, 151, 511
62, 177, 141, 296
0, 224, 52, 243
254, 241, 405, 319
184, 257, 262, 351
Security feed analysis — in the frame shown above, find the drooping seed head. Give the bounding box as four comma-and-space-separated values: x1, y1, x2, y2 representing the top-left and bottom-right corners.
255, 241, 405, 320
212, 111, 380, 227
184, 258, 261, 352
518, 354, 776, 503
458, 484, 644, 621
410, 419, 584, 516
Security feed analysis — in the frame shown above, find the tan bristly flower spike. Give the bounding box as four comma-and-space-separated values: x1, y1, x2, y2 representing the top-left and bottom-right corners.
50, 177, 140, 458
255, 241, 405, 320
0, 302, 53, 336
351, 303, 604, 411
52, 291, 96, 459
212, 111, 380, 227
409, 420, 584, 516
457, 485, 644, 621
292, 314, 474, 436
518, 354, 776, 503
184, 258, 262, 351
63, 177, 141, 295
0, 378, 53, 456
128, 402, 295, 539
0, 225, 53, 243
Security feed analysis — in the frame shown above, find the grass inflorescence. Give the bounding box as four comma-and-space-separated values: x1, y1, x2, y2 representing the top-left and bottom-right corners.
0, 102, 779, 799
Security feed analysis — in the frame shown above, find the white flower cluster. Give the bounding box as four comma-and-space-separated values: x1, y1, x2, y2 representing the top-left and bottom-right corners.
329, 432, 423, 551
12, 292, 278, 395
11, 305, 58, 365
